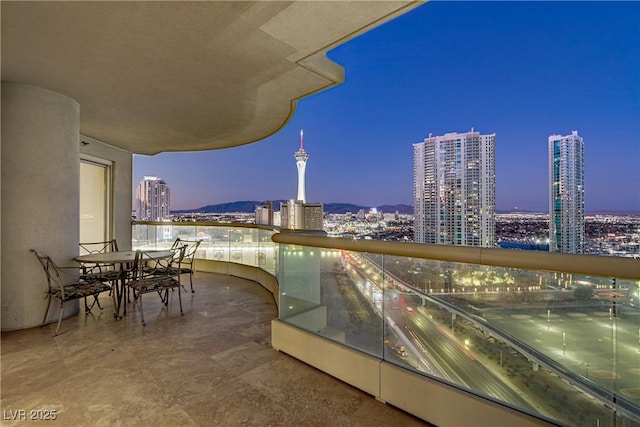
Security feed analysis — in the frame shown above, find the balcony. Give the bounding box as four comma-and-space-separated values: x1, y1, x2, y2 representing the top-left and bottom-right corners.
125, 222, 640, 427
1, 270, 427, 426
3, 222, 638, 426
5, 2, 636, 426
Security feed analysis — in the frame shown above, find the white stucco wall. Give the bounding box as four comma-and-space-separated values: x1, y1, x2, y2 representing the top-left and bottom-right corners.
1, 82, 81, 331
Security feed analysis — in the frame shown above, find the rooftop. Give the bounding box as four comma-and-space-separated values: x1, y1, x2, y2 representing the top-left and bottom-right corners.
1, 272, 430, 426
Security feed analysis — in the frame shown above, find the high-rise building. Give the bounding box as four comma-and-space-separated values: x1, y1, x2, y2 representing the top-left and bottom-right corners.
136, 176, 171, 221
255, 201, 274, 225
295, 129, 309, 203
413, 130, 496, 247
549, 130, 584, 254
281, 130, 324, 231
281, 200, 324, 230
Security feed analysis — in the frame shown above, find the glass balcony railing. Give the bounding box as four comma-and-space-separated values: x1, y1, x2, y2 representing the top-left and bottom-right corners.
132, 221, 278, 276
133, 221, 640, 427
279, 247, 640, 426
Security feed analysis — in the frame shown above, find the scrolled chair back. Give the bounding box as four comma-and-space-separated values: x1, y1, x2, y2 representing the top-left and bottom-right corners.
30, 248, 65, 297
79, 239, 118, 255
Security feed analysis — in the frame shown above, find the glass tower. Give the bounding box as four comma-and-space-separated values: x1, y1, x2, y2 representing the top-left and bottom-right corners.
413, 130, 496, 247
549, 131, 584, 254
136, 176, 171, 221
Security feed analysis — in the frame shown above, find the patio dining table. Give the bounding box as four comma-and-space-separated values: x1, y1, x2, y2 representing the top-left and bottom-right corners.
74, 250, 176, 318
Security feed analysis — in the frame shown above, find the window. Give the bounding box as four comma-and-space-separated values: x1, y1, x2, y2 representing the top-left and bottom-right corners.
80, 158, 112, 247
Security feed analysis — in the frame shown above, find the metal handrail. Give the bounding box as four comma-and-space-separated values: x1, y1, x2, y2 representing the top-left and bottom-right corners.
131, 221, 639, 280
272, 232, 640, 281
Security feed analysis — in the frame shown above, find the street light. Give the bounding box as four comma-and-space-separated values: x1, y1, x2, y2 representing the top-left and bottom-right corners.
580, 361, 589, 379
585, 363, 589, 379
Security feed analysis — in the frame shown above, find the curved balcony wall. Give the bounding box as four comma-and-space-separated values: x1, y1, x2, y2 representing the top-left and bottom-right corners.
132, 221, 280, 304
133, 222, 640, 427
2, 83, 80, 331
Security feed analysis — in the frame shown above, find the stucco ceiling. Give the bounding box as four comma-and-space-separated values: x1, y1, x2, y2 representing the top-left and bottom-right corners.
1, 1, 421, 155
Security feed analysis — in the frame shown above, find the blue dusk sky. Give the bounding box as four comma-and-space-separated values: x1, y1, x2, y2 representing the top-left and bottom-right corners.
134, 1, 640, 212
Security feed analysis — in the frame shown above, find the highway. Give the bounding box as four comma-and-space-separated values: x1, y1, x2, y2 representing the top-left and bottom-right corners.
342, 251, 640, 424
342, 253, 539, 413
392, 304, 536, 411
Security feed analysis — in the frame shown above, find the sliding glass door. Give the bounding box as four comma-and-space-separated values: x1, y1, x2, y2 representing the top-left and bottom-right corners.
80, 159, 112, 245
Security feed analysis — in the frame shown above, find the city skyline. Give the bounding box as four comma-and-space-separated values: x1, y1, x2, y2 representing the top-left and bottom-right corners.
134, 1, 640, 212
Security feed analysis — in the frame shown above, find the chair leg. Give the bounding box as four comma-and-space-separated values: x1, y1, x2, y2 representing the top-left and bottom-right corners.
42, 295, 52, 325
177, 272, 187, 293
157, 289, 167, 305
189, 272, 194, 293
178, 284, 183, 316
123, 289, 127, 316
54, 301, 64, 336
84, 295, 103, 313
138, 293, 146, 326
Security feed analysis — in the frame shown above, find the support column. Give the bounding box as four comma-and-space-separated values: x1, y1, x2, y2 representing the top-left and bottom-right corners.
1, 82, 80, 331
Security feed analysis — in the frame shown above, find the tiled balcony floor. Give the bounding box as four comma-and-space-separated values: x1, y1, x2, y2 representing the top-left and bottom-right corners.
1, 272, 430, 426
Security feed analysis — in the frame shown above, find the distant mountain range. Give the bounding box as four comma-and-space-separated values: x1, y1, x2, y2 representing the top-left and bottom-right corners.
173, 202, 640, 217
173, 200, 414, 214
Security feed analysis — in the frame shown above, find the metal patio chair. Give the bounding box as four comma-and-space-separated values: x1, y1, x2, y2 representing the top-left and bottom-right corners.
127, 249, 184, 326
171, 238, 202, 293
78, 239, 120, 283
78, 239, 121, 309
31, 249, 112, 336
